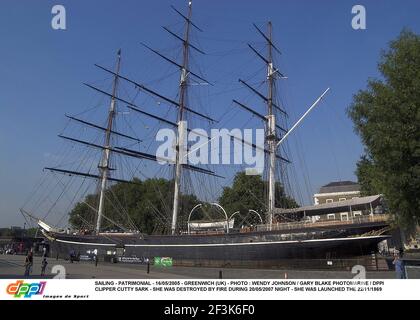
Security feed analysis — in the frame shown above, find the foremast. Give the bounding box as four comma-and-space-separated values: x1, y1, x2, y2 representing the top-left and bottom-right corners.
96, 50, 122, 234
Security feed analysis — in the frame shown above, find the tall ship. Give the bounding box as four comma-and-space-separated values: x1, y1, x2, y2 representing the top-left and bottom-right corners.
22, 1, 392, 266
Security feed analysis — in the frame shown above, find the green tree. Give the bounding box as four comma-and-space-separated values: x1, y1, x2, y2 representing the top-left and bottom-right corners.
0, 228, 12, 237
25, 228, 39, 238
68, 178, 199, 234
219, 171, 298, 225
355, 155, 381, 196
347, 29, 420, 234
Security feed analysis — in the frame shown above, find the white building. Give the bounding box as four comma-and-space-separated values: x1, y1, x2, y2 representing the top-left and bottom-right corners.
313, 181, 362, 221
313, 181, 361, 205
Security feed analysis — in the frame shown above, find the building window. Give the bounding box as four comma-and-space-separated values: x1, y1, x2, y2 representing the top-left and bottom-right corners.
312, 216, 321, 223
341, 213, 349, 221
353, 211, 362, 217
326, 199, 333, 203
339, 198, 346, 202
327, 214, 336, 220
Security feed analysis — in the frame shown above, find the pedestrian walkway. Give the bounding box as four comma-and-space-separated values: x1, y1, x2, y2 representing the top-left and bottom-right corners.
1, 254, 419, 279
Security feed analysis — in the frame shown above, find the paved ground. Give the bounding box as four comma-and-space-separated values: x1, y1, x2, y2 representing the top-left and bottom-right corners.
1, 254, 419, 279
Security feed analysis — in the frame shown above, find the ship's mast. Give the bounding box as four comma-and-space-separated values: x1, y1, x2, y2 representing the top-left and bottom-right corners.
234, 23, 330, 228
266, 22, 276, 227
171, 1, 193, 235
235, 22, 287, 228
57, 1, 216, 235
96, 50, 122, 234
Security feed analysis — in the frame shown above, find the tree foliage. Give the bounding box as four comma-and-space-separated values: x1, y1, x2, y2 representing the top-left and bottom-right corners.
0, 228, 38, 238
69, 172, 299, 233
69, 178, 199, 235
347, 29, 420, 233
355, 155, 381, 196
219, 171, 298, 225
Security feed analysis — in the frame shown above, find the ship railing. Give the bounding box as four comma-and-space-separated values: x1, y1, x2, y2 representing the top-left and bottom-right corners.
253, 214, 389, 232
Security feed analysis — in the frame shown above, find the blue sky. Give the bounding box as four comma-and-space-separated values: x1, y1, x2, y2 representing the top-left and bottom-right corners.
1, 0, 419, 227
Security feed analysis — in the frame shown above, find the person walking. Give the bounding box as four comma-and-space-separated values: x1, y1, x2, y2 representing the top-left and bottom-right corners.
41, 257, 48, 277
42, 246, 47, 258
393, 249, 407, 279
93, 248, 98, 267
24, 251, 33, 277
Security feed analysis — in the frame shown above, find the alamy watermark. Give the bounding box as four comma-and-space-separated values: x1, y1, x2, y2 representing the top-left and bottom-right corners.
351, 265, 366, 279
156, 122, 265, 175
352, 5, 366, 30
51, 5, 66, 30
50, 4, 366, 31
51, 264, 66, 279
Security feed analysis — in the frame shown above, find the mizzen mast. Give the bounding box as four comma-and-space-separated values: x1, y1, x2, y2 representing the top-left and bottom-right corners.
234, 23, 330, 228
235, 22, 286, 228
95, 49, 121, 234
250, 22, 286, 227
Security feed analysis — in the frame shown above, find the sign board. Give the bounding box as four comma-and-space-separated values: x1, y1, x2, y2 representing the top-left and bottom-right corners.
79, 255, 94, 261
118, 257, 148, 264
154, 257, 173, 267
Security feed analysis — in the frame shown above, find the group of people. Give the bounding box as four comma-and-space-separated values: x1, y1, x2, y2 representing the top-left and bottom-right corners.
21, 246, 408, 279
23, 247, 48, 277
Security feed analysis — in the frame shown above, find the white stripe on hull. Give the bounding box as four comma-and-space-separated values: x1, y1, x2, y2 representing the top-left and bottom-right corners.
53, 235, 389, 247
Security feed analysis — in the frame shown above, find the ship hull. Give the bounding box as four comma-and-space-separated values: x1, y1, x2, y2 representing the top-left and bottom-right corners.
44, 226, 390, 262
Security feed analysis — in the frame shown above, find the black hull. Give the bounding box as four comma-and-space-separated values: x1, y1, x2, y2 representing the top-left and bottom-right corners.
44, 224, 390, 261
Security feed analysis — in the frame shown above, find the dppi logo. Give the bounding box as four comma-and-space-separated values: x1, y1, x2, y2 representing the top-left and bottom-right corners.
6, 280, 46, 298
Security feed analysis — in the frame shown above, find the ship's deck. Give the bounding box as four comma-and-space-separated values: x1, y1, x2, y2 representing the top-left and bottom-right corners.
187, 214, 389, 236
56, 214, 389, 239
255, 214, 389, 232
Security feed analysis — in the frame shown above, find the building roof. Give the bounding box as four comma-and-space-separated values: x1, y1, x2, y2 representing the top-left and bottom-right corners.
318, 181, 360, 194
275, 195, 382, 217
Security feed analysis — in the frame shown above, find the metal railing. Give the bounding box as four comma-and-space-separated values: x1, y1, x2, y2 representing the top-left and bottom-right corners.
179, 214, 389, 235
254, 214, 389, 232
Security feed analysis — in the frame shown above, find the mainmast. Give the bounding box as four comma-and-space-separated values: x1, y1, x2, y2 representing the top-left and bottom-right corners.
266, 22, 276, 227
171, 1, 193, 235
52, 1, 217, 235
95, 49, 122, 234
